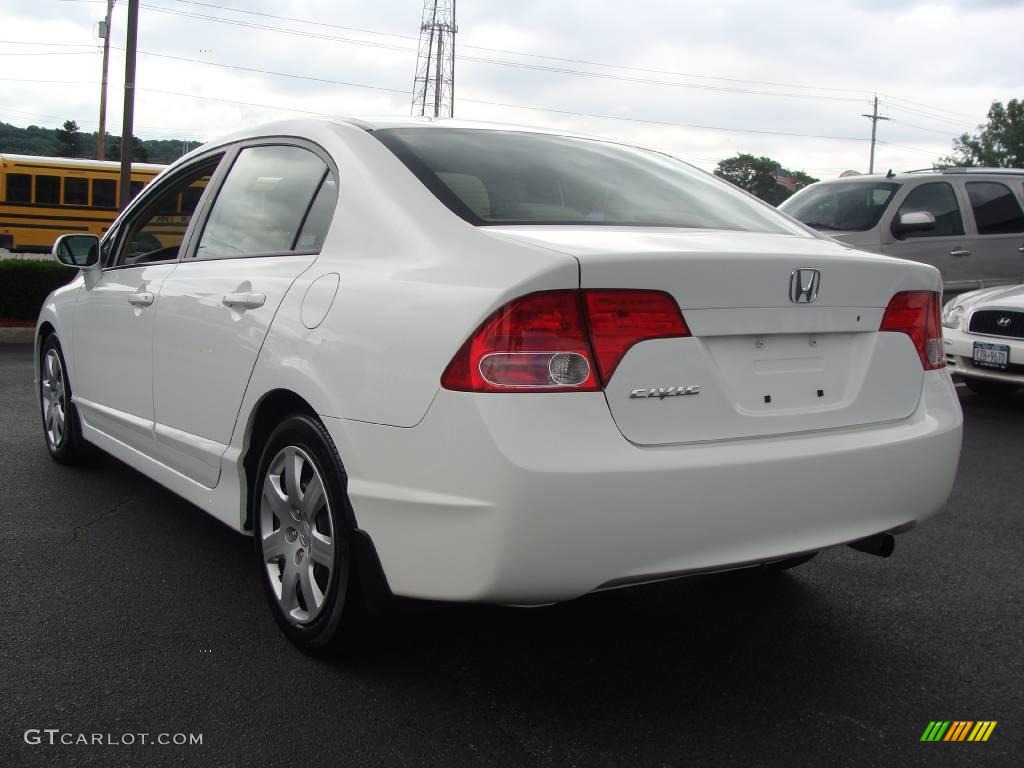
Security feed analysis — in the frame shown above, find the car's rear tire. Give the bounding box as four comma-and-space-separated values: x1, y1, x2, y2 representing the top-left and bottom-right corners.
964, 378, 1019, 400
39, 336, 90, 464
253, 413, 357, 654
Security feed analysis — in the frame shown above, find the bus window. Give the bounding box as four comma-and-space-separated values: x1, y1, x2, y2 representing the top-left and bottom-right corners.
157, 191, 180, 215
93, 179, 116, 208
130, 181, 145, 201
64, 177, 89, 206
37, 175, 60, 205
181, 185, 205, 215
6, 173, 31, 203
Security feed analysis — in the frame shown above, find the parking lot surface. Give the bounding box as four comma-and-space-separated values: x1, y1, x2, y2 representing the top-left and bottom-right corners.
0, 343, 1020, 767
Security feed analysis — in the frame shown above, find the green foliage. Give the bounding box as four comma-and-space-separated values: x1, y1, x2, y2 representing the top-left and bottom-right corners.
55, 120, 82, 158
0, 121, 199, 164
713, 153, 818, 205
105, 135, 149, 163
0, 260, 76, 321
940, 98, 1023, 168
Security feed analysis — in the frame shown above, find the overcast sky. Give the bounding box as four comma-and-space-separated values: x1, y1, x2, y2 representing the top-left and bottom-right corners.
3, 0, 1022, 177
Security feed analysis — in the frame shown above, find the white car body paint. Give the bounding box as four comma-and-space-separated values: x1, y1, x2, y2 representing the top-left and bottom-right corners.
34, 117, 964, 605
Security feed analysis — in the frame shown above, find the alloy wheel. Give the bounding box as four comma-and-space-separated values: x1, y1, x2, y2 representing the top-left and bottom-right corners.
41, 349, 67, 449
259, 445, 336, 625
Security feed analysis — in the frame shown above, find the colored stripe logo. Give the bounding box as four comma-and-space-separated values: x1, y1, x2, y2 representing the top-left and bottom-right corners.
921, 721, 997, 742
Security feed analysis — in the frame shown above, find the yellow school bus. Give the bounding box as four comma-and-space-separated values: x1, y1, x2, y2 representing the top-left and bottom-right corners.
0, 154, 167, 252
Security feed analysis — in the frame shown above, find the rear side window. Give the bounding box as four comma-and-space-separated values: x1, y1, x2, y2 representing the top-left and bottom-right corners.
196, 145, 329, 259
374, 127, 803, 235
6, 173, 30, 203
295, 177, 337, 250
36, 175, 60, 205
93, 179, 116, 208
966, 181, 1024, 234
64, 177, 88, 206
893, 182, 964, 238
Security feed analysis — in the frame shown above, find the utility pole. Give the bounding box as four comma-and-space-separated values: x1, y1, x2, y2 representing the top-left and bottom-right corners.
861, 94, 891, 174
118, 0, 139, 210
411, 0, 457, 117
96, 0, 114, 160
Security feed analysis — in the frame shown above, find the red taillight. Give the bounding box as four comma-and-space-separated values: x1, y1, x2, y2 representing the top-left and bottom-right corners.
441, 289, 690, 392
585, 290, 690, 383
880, 291, 944, 370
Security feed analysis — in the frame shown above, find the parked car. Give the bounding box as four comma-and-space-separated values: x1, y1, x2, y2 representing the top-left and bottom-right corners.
779, 168, 1024, 294
36, 118, 963, 652
942, 284, 1024, 397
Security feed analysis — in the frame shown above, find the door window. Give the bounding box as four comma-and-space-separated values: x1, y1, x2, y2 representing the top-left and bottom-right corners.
36, 175, 60, 205
893, 182, 964, 238
196, 145, 330, 259
111, 158, 221, 267
966, 181, 1024, 234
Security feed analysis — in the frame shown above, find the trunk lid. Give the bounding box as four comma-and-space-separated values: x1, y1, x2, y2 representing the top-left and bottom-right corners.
486, 227, 940, 445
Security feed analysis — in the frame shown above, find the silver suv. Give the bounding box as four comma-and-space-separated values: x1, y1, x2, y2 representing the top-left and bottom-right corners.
779, 168, 1024, 294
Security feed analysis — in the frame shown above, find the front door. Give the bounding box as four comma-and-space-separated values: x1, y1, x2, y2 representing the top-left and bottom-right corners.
71, 155, 224, 450
880, 180, 976, 292
151, 143, 338, 487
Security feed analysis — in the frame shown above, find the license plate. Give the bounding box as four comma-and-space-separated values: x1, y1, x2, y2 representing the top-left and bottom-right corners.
973, 341, 1010, 370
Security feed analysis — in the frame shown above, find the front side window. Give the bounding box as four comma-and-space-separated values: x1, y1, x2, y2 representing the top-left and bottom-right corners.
893, 182, 964, 239
780, 181, 899, 232
196, 145, 330, 259
375, 128, 804, 235
36, 175, 60, 205
6, 173, 30, 203
112, 158, 220, 267
64, 177, 88, 206
966, 181, 1024, 235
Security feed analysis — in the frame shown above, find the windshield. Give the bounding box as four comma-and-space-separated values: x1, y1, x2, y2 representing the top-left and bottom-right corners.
779, 181, 900, 232
373, 127, 805, 235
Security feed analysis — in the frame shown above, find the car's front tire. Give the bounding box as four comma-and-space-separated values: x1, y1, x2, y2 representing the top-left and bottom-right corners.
253, 414, 356, 653
39, 336, 90, 464
964, 378, 1019, 400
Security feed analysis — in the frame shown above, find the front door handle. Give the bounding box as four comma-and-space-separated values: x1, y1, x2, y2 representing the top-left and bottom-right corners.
949, 249, 972, 258
222, 291, 266, 309
1018, 246, 1024, 253
127, 291, 154, 307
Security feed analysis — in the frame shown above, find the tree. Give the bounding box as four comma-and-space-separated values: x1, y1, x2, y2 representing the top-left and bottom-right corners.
55, 120, 82, 157
940, 98, 1023, 168
714, 153, 818, 205
105, 134, 149, 163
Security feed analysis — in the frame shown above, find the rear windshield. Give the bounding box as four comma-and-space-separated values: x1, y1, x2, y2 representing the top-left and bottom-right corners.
373, 127, 804, 235
779, 181, 900, 232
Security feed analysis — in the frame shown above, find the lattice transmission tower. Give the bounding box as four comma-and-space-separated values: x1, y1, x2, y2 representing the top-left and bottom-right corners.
411, 0, 457, 117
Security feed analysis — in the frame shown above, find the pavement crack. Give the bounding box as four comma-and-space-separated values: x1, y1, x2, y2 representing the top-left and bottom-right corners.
72, 496, 136, 541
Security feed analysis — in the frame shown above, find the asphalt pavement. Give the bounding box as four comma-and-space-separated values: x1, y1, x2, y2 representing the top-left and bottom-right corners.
1, 343, 1021, 768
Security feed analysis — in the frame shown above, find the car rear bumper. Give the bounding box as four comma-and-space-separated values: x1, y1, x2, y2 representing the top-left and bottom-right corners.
323, 371, 962, 604
943, 327, 1024, 385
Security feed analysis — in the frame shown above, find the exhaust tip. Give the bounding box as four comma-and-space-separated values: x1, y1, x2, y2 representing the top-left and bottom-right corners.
848, 532, 896, 558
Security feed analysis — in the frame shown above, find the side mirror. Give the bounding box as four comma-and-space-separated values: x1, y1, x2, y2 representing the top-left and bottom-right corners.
891, 210, 936, 239
53, 234, 100, 269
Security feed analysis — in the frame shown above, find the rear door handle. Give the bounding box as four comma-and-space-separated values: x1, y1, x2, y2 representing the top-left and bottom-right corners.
222, 291, 266, 309
949, 249, 971, 258
1018, 246, 1024, 253
127, 291, 154, 307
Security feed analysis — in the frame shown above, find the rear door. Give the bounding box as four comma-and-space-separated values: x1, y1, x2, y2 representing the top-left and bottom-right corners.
150, 141, 339, 487
961, 179, 1024, 286
880, 180, 977, 292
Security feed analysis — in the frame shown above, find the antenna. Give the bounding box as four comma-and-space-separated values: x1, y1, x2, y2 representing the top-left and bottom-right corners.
411, 0, 457, 117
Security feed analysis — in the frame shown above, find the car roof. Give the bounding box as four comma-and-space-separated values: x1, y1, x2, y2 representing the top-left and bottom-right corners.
811, 167, 1024, 185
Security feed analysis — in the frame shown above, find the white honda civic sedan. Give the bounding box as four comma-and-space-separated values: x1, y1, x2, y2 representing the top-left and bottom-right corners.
36, 118, 963, 652
942, 285, 1024, 398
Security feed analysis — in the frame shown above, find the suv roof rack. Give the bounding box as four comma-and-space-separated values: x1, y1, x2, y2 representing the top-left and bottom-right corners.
904, 166, 1024, 175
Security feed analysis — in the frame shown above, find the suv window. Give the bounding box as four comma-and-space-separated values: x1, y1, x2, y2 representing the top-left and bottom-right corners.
893, 182, 964, 238
196, 145, 329, 259
966, 181, 1024, 234
112, 157, 221, 267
